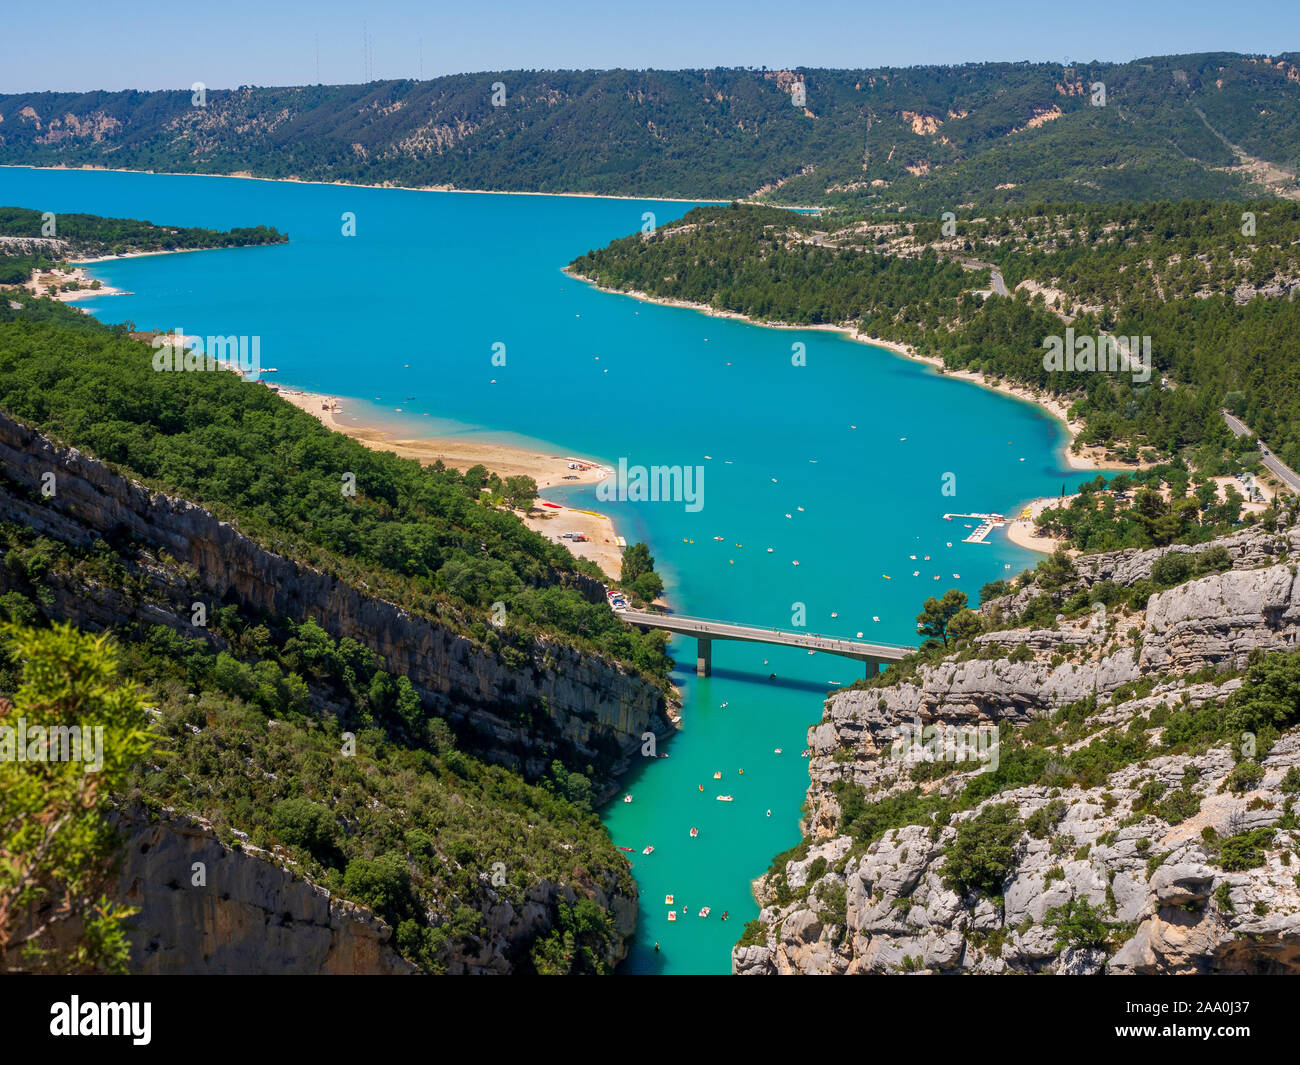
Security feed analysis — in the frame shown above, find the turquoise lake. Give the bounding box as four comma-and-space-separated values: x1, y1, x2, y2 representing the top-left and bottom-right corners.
0, 166, 1086, 974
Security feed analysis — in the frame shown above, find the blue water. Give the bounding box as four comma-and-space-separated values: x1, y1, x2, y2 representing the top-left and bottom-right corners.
0, 166, 1085, 973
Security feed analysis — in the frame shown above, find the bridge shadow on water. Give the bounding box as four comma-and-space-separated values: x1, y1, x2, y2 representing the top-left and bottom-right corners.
701, 666, 851, 697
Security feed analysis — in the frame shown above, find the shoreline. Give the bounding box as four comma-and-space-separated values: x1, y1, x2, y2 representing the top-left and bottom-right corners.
18, 244, 278, 303
0, 163, 729, 206
566, 269, 1136, 474
1004, 496, 1073, 554
566, 271, 1150, 555
274, 386, 627, 580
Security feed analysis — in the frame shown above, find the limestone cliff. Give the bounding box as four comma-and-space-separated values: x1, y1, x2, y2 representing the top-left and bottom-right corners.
735, 520, 1300, 975
1, 408, 650, 973
102, 809, 636, 975
0, 409, 674, 789
113, 811, 417, 974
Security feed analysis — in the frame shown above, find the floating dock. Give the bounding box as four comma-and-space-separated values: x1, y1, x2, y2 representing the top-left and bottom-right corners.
943, 512, 1007, 544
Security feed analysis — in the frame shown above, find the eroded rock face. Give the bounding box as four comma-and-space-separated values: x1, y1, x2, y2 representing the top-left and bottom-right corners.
1142, 566, 1300, 673
0, 410, 674, 792
114, 812, 416, 975
736, 525, 1300, 976
104, 809, 638, 975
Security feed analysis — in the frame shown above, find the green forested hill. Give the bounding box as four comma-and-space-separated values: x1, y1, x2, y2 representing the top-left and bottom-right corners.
0, 296, 669, 684
0, 205, 286, 284
0, 295, 657, 972
3, 54, 1299, 208
571, 200, 1300, 476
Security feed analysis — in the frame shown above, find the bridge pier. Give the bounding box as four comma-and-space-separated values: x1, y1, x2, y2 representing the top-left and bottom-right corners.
864, 657, 884, 679
697, 637, 712, 677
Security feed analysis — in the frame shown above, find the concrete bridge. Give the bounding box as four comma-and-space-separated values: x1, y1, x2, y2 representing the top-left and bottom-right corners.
619, 608, 913, 677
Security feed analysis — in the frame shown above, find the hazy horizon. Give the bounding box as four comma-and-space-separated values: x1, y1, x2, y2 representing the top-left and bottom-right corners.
1, 0, 1296, 94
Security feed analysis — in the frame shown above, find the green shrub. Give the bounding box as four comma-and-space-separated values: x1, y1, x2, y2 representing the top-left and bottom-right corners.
1044, 898, 1110, 950
270, 797, 339, 861
1225, 761, 1265, 794
1151, 551, 1194, 588
1215, 828, 1276, 872
942, 803, 1022, 899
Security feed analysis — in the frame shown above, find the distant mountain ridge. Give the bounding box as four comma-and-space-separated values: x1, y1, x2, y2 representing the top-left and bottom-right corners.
2, 53, 1299, 209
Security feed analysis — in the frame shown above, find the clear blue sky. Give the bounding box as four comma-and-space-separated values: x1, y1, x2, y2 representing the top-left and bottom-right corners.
2, 0, 1297, 93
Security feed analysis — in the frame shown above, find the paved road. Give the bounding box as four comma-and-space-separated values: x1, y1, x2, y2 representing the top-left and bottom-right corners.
1223, 409, 1300, 494
961, 259, 1009, 297
619, 608, 912, 662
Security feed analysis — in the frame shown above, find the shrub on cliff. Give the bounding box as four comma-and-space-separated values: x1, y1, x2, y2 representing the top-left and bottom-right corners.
0, 623, 154, 973
271, 797, 340, 863
942, 802, 1022, 900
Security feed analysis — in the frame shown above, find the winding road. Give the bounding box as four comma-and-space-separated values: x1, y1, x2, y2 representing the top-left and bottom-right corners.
1223, 409, 1300, 494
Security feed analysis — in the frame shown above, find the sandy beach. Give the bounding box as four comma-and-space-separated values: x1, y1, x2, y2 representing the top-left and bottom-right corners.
23, 263, 129, 301
19, 245, 257, 303
1004, 495, 1075, 554
275, 387, 626, 579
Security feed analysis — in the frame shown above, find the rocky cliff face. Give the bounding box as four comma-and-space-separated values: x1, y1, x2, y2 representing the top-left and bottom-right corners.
735, 522, 1300, 975
104, 809, 636, 975
2, 409, 649, 973
111, 811, 417, 974
0, 410, 673, 788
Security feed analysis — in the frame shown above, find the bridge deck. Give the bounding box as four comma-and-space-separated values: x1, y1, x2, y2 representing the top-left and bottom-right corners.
619, 608, 911, 662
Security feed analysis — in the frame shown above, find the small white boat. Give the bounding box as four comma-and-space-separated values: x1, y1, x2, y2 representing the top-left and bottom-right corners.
713, 771, 722, 779
642, 846, 654, 855
872, 616, 880, 622
774, 748, 783, 754
667, 911, 677, 922
665, 894, 674, 905
699, 907, 711, 918
623, 794, 633, 803
689, 827, 699, 838
716, 795, 734, 802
